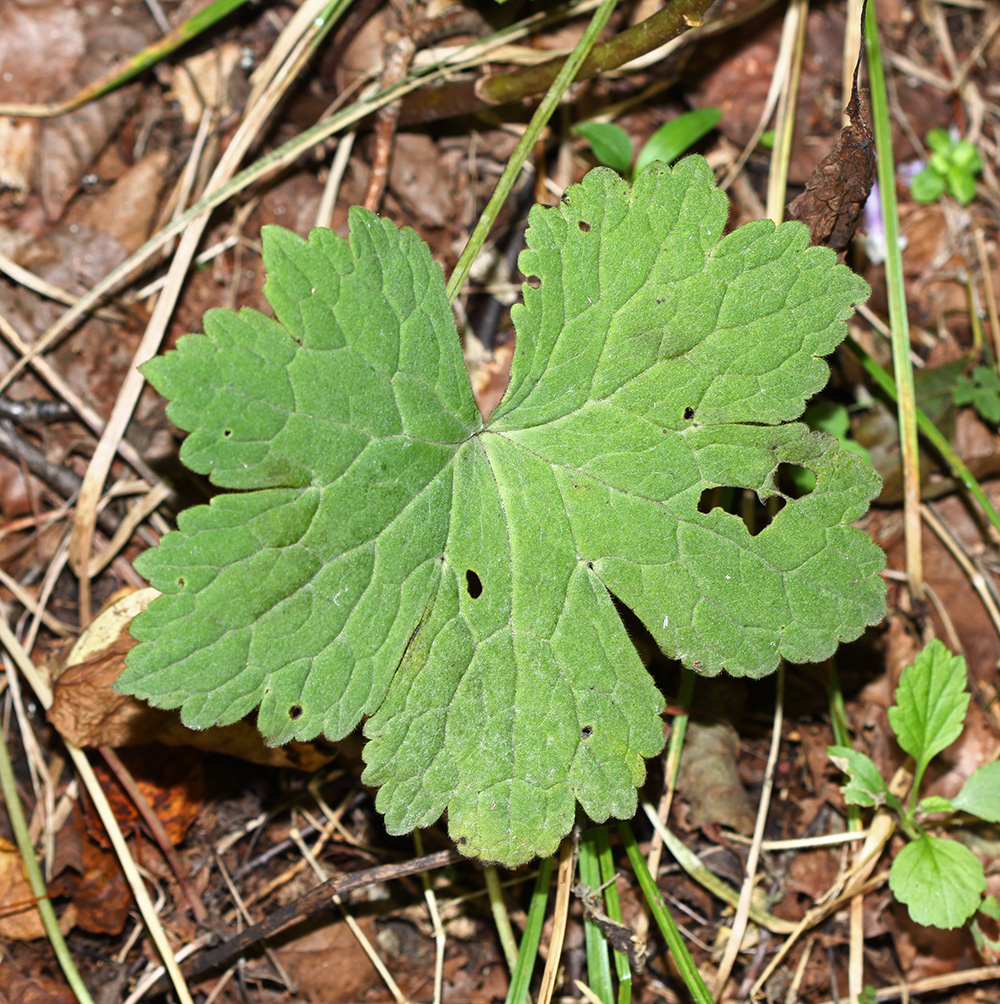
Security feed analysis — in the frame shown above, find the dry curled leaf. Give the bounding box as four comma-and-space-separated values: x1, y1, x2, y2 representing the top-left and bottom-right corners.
676, 720, 755, 832
787, 88, 875, 252
0, 965, 75, 1004
0, 836, 77, 942
48, 588, 336, 770
39, 13, 157, 218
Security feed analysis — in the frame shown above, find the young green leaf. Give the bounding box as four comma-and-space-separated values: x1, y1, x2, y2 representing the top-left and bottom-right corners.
889, 833, 985, 929
948, 164, 978, 205
972, 897, 1000, 962
910, 168, 947, 204
952, 760, 1000, 823
925, 129, 952, 155
887, 639, 969, 780
575, 121, 634, 175
953, 366, 1000, 424
120, 158, 884, 866
980, 895, 1000, 920
916, 795, 955, 815
634, 108, 722, 175
828, 745, 901, 811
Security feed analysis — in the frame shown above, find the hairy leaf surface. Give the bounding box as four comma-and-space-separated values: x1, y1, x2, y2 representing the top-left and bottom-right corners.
121, 159, 885, 865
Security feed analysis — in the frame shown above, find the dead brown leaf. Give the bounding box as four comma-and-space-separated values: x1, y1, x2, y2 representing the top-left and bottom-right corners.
38, 9, 158, 218
48, 588, 171, 748
0, 966, 76, 1004
676, 720, 756, 833
48, 588, 337, 769
0, 837, 47, 941
278, 913, 386, 1003
89, 745, 207, 848
787, 89, 874, 252
56, 811, 131, 936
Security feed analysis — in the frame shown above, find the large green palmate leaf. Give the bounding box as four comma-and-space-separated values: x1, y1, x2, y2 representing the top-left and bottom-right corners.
120, 158, 886, 866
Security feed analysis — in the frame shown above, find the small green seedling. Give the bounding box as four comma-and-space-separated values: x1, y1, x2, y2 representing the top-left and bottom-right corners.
574, 107, 722, 178
120, 158, 886, 867
910, 129, 983, 206
829, 639, 998, 929
952, 364, 1000, 425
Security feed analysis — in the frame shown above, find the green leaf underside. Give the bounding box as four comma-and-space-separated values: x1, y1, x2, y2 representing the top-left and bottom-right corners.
120, 159, 885, 866
889, 834, 986, 929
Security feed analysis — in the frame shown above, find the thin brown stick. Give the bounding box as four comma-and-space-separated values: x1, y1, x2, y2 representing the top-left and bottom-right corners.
399, 0, 716, 125
99, 747, 209, 924
143, 848, 465, 994
364, 35, 417, 212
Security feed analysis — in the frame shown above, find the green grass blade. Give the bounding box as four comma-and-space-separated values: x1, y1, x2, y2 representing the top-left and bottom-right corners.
505, 857, 554, 1004
580, 829, 615, 1004
446, 0, 619, 303
865, 0, 924, 595
0, 733, 96, 1004
486, 864, 520, 974
596, 828, 632, 1004
0, 0, 250, 117
618, 822, 715, 1004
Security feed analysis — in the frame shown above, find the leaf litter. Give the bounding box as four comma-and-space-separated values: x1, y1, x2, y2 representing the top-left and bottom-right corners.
0, 0, 998, 1001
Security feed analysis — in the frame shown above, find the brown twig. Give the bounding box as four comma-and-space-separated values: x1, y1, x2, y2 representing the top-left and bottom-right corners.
143, 848, 465, 994
399, 0, 716, 126
362, 7, 492, 212
99, 747, 209, 925
0, 420, 121, 539
364, 34, 418, 212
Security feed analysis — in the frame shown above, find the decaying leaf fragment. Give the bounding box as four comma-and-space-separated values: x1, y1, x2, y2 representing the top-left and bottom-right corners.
120, 158, 885, 866
788, 4, 875, 252
787, 87, 875, 252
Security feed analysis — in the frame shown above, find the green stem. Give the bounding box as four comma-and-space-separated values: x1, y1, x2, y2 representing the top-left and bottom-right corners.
618, 822, 715, 1004
596, 828, 632, 1004
446, 0, 620, 304
485, 864, 520, 974
0, 735, 96, 1004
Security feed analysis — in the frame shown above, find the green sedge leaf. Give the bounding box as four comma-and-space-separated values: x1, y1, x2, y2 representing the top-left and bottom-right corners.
574, 121, 634, 175
952, 761, 1000, 823
889, 834, 985, 929
888, 639, 969, 777
121, 159, 884, 866
634, 108, 722, 174
828, 745, 899, 810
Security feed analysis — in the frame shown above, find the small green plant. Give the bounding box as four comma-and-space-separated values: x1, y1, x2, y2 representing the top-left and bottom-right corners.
910, 129, 983, 205
119, 157, 886, 866
574, 107, 722, 178
829, 638, 999, 929
952, 364, 1000, 424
